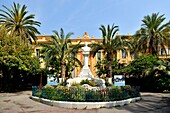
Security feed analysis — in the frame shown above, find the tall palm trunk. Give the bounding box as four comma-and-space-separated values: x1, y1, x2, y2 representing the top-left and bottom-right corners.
108, 53, 113, 78
61, 62, 66, 82
149, 39, 153, 54
150, 36, 157, 55
108, 60, 112, 78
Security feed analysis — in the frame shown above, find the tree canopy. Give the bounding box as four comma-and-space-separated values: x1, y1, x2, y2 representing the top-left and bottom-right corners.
135, 13, 170, 55
91, 24, 131, 77
0, 25, 40, 91
0, 2, 41, 43
41, 28, 82, 81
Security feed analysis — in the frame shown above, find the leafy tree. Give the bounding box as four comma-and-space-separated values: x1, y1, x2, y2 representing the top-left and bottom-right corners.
0, 25, 40, 91
0, 2, 41, 43
91, 24, 131, 78
95, 59, 108, 77
128, 36, 142, 59
95, 58, 120, 77
145, 59, 170, 92
41, 28, 82, 81
125, 54, 158, 77
135, 13, 170, 55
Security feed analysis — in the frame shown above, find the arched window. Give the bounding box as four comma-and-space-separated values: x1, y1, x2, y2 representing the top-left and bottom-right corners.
36, 49, 40, 58
96, 52, 101, 60
122, 49, 126, 58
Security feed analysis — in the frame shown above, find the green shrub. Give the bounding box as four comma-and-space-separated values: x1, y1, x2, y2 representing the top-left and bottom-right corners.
86, 90, 101, 102
54, 87, 70, 101
69, 86, 86, 102
111, 86, 123, 100
33, 85, 140, 102
80, 79, 100, 87
71, 82, 80, 87
80, 79, 90, 85
156, 75, 170, 92
33, 89, 42, 97
58, 81, 67, 86
41, 85, 55, 100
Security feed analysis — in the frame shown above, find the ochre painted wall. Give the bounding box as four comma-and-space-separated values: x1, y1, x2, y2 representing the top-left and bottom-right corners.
33, 32, 170, 77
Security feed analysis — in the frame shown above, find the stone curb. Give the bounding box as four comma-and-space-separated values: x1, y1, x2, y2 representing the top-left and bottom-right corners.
31, 96, 141, 109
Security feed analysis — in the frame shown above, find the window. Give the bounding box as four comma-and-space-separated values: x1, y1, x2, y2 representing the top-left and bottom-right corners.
71, 69, 75, 78
96, 52, 101, 60
72, 53, 75, 58
159, 48, 163, 55
122, 50, 126, 58
159, 48, 169, 55
36, 49, 40, 58
131, 53, 136, 59
166, 48, 169, 55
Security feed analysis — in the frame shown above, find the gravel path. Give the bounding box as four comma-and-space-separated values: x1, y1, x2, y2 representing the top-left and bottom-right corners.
0, 91, 170, 113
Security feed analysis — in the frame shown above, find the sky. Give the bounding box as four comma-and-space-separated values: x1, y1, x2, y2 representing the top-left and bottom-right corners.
0, 0, 170, 38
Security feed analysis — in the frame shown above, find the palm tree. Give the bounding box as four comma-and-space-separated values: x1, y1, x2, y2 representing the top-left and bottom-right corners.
0, 2, 41, 43
41, 28, 82, 81
136, 13, 170, 55
90, 24, 129, 78
129, 35, 143, 58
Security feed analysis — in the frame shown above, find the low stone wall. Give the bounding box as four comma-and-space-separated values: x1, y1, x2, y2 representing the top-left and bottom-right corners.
31, 96, 141, 109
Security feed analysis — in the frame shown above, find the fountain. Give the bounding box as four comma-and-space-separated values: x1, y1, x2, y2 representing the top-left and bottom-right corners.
66, 42, 106, 88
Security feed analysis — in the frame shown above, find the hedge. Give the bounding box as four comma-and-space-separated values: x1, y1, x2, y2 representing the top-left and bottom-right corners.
32, 85, 140, 102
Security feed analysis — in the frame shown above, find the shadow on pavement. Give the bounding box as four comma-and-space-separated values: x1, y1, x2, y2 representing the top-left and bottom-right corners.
109, 93, 170, 113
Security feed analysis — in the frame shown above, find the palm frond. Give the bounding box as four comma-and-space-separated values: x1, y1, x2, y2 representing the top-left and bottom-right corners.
0, 2, 41, 43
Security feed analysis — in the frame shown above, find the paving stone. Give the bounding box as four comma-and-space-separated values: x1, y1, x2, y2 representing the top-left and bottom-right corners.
0, 91, 170, 113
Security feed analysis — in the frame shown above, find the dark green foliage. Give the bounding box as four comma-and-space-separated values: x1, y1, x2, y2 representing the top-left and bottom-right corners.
135, 13, 170, 55
91, 24, 131, 78
156, 75, 170, 92
85, 89, 105, 102
0, 25, 41, 92
80, 79, 100, 87
41, 86, 55, 100
68, 87, 86, 102
125, 54, 170, 92
0, 2, 41, 43
33, 89, 42, 97
58, 81, 67, 86
95, 58, 121, 77
95, 59, 109, 77
41, 28, 82, 81
126, 13, 170, 92
32, 85, 140, 102
125, 54, 158, 77
144, 65, 170, 92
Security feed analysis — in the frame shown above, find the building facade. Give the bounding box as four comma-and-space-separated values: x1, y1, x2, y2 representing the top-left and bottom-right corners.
33, 32, 170, 77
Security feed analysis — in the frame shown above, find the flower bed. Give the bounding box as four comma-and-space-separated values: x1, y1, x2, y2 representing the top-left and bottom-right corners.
32, 85, 140, 102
